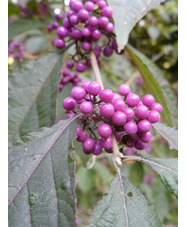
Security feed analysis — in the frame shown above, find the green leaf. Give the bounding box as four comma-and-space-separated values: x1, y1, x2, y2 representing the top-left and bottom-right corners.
107, 0, 164, 51
8, 2, 21, 17
8, 19, 46, 41
8, 51, 65, 142
153, 122, 178, 150
123, 156, 178, 198
89, 174, 161, 227
126, 45, 177, 127
24, 36, 48, 54
9, 117, 79, 227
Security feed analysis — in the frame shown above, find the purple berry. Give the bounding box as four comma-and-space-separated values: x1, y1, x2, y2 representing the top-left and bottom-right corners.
111, 93, 122, 104
81, 80, 92, 91
88, 16, 98, 27
91, 29, 101, 41
71, 1, 83, 12
69, 14, 79, 24
57, 26, 68, 38
55, 14, 63, 20
83, 138, 95, 154
151, 103, 162, 113
63, 17, 72, 29
112, 111, 127, 126
135, 105, 149, 119
100, 103, 114, 119
148, 110, 160, 123
126, 93, 140, 107
101, 137, 113, 149
99, 89, 113, 103
63, 97, 76, 110
84, 1, 95, 11
105, 22, 114, 33
87, 81, 101, 96
142, 94, 155, 107
101, 6, 113, 19
111, 40, 118, 50
138, 131, 152, 143
98, 123, 112, 138
78, 9, 90, 22
67, 9, 74, 18
82, 27, 91, 37
67, 112, 75, 119
52, 21, 59, 29
112, 99, 125, 112
76, 127, 88, 142
97, 0, 106, 9
98, 16, 109, 29
92, 140, 103, 155
76, 62, 87, 72
124, 121, 138, 135
138, 119, 151, 132
79, 101, 93, 114
135, 139, 146, 150
118, 84, 130, 96
47, 24, 53, 31
71, 29, 82, 40
115, 132, 122, 142
103, 46, 113, 57
66, 60, 74, 69
82, 41, 92, 51
105, 148, 113, 153
71, 86, 86, 100
54, 38, 65, 49
58, 120, 64, 123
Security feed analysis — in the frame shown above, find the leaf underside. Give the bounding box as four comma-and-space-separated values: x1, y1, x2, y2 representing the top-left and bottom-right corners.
107, 0, 165, 51
8, 117, 79, 227
89, 174, 161, 227
126, 45, 177, 127
8, 51, 65, 142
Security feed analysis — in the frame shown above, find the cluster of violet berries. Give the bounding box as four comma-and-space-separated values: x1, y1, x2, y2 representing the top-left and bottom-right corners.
8, 41, 24, 62
47, 14, 63, 32
61, 80, 162, 155
59, 67, 82, 91
52, 0, 120, 73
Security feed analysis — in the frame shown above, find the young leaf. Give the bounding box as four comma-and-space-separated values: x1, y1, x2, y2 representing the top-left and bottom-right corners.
153, 122, 178, 150
9, 117, 79, 227
9, 51, 65, 142
107, 0, 164, 51
89, 174, 161, 227
8, 19, 46, 41
123, 156, 178, 198
126, 45, 177, 127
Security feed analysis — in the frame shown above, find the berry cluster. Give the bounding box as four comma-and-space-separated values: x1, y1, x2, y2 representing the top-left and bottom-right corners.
47, 14, 63, 31
59, 67, 82, 91
8, 41, 24, 62
52, 0, 120, 72
61, 80, 162, 155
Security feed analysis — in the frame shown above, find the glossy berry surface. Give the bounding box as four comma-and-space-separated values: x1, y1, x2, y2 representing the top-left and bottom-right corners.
142, 94, 155, 107
112, 111, 126, 126
76, 62, 87, 72
124, 108, 134, 122
100, 103, 114, 119
71, 86, 86, 100
87, 82, 101, 96
124, 121, 138, 135
101, 6, 113, 18
135, 105, 149, 119
84, 1, 95, 12
138, 120, 152, 132
119, 84, 130, 96
148, 110, 160, 123
126, 93, 140, 107
54, 39, 65, 48
99, 89, 113, 103
151, 103, 162, 113
112, 99, 125, 112
98, 123, 112, 138
83, 138, 95, 153
79, 101, 93, 114
101, 137, 113, 149
63, 97, 76, 110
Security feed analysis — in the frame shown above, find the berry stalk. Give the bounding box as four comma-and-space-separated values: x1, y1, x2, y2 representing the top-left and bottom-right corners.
89, 49, 123, 168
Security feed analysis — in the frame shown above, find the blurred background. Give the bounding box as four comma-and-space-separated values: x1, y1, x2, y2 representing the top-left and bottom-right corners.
8, 0, 178, 226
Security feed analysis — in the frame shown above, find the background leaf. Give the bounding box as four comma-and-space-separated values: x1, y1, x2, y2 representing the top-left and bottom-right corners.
124, 156, 178, 198
24, 36, 48, 54
9, 117, 79, 227
153, 122, 178, 150
8, 51, 64, 142
126, 45, 177, 127
89, 174, 161, 227
8, 19, 46, 41
107, 0, 164, 51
